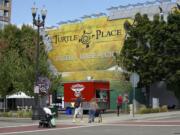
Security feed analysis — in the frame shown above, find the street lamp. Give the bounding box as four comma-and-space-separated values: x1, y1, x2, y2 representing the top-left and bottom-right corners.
31, 4, 47, 120
130, 56, 140, 118
159, 6, 164, 21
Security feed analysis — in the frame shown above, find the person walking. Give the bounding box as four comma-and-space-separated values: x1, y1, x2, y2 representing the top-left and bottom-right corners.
72, 95, 83, 122
88, 98, 98, 123
116, 94, 123, 116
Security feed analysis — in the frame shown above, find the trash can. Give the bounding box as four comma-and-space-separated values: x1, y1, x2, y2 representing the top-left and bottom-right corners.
152, 97, 159, 109
65, 107, 72, 115
50, 105, 58, 118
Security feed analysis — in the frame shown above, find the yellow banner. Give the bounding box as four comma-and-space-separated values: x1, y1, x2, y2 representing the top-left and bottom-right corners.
48, 17, 131, 73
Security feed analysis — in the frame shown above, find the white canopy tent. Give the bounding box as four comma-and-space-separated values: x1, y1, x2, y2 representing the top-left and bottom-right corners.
6, 91, 34, 108
107, 65, 129, 73
6, 91, 33, 99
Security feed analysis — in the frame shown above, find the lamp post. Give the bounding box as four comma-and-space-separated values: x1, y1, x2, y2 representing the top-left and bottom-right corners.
31, 4, 47, 120
130, 56, 140, 118
130, 72, 139, 118
159, 6, 164, 21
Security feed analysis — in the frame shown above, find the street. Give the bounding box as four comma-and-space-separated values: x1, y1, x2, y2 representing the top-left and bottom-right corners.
0, 121, 179, 135
0, 111, 180, 135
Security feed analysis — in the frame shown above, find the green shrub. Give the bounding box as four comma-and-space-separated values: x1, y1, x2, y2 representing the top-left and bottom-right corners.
151, 108, 160, 113
8, 111, 14, 117
16, 110, 32, 118
138, 105, 169, 114
0, 111, 13, 117
2, 112, 9, 117
23, 111, 32, 118
160, 105, 168, 112
17, 110, 24, 117
138, 106, 152, 114
0, 110, 32, 118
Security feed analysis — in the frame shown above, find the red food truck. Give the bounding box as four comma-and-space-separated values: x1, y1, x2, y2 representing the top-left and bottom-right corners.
63, 80, 110, 111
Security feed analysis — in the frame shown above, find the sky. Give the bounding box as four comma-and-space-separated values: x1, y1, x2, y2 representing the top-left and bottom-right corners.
11, 0, 169, 27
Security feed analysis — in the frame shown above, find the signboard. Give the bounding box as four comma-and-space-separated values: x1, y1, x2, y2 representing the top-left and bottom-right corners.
47, 17, 133, 81
37, 77, 51, 94
130, 72, 140, 88
34, 86, 39, 94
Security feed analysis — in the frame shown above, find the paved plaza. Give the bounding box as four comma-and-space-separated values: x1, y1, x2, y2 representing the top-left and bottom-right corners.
0, 110, 180, 135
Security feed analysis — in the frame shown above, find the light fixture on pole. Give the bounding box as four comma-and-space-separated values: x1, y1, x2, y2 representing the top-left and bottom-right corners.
130, 72, 139, 118
31, 4, 47, 120
159, 6, 164, 21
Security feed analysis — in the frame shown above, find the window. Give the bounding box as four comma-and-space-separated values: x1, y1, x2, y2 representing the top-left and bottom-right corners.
0, 10, 3, 16
4, 1, 9, 7
96, 90, 100, 98
0, 22, 4, 29
4, 11, 8, 17
0, 0, 3, 6
96, 90, 108, 100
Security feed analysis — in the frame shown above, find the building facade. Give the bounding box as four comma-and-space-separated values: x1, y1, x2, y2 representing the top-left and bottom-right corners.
108, 0, 177, 21
0, 0, 11, 29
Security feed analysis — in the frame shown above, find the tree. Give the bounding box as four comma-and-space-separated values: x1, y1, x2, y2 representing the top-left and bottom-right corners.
0, 25, 50, 96
120, 12, 180, 105
49, 74, 62, 93
165, 12, 180, 99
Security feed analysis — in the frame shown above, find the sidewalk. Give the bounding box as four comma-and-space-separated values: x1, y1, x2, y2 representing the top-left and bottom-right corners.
56, 110, 180, 124
102, 110, 180, 123
0, 110, 179, 125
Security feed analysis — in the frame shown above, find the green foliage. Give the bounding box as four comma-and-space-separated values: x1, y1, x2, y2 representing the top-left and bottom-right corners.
49, 74, 62, 93
0, 110, 32, 118
1, 111, 10, 117
16, 110, 24, 117
159, 105, 168, 112
138, 106, 151, 114
120, 12, 180, 98
110, 80, 132, 93
16, 110, 32, 118
138, 105, 168, 114
0, 24, 50, 96
151, 108, 160, 113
